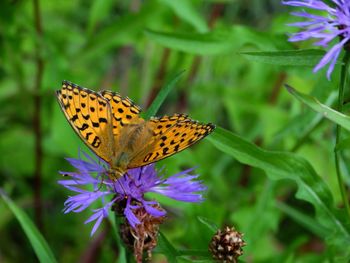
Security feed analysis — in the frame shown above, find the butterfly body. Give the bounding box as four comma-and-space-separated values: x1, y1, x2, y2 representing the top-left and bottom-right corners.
109, 120, 153, 179
56, 81, 215, 181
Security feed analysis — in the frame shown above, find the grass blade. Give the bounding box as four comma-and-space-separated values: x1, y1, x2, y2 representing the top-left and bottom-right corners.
240, 49, 338, 67
0, 191, 57, 263
286, 85, 350, 131
144, 70, 185, 119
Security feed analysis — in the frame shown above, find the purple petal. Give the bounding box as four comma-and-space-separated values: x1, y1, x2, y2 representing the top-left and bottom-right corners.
124, 199, 140, 227
143, 201, 166, 217
85, 208, 107, 236
313, 38, 345, 75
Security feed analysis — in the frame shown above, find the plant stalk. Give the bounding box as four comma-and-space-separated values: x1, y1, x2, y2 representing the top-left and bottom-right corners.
335, 51, 350, 219
33, 0, 44, 230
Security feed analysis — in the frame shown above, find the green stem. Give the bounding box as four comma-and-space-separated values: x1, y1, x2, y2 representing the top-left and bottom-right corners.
33, 0, 44, 231
335, 51, 350, 219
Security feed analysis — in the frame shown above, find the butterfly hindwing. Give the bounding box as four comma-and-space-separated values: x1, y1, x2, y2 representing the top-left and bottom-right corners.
128, 114, 215, 167
56, 81, 113, 163
148, 114, 188, 136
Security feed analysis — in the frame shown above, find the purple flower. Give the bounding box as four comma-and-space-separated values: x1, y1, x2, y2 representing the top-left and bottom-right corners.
58, 151, 206, 236
283, 0, 350, 79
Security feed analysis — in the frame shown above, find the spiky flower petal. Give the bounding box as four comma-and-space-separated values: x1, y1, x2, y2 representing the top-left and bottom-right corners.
58, 151, 207, 236
283, 0, 350, 79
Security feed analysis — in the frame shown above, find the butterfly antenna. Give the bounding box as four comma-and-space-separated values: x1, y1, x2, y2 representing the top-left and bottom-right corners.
95, 173, 106, 192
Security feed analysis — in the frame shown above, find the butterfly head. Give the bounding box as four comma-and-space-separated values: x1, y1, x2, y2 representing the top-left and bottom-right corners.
108, 152, 130, 181
107, 167, 125, 181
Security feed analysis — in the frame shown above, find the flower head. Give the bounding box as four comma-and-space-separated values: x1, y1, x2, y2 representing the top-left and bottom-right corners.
283, 0, 350, 79
209, 226, 246, 262
58, 150, 206, 236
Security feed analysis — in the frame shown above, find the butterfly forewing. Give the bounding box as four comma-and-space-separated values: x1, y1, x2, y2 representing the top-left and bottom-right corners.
100, 90, 142, 138
128, 114, 215, 167
56, 81, 114, 163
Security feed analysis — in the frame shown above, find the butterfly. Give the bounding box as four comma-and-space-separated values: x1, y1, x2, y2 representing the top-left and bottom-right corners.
56, 80, 215, 181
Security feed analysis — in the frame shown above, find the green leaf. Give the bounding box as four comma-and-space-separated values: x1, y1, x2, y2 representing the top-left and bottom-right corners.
108, 214, 127, 263
177, 249, 212, 258
276, 202, 329, 237
0, 191, 57, 263
336, 137, 350, 151
275, 90, 337, 151
177, 249, 213, 262
240, 49, 337, 66
87, 0, 114, 35
286, 85, 350, 132
143, 70, 185, 119
84, 2, 160, 54
145, 26, 289, 55
197, 216, 218, 233
155, 232, 179, 263
159, 0, 208, 33
144, 29, 232, 55
207, 127, 350, 251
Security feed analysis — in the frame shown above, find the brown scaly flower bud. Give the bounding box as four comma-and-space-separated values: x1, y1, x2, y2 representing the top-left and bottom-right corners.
209, 226, 246, 263
119, 202, 166, 263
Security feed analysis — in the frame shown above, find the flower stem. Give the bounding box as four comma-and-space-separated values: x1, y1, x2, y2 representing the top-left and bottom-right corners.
335, 51, 350, 219
33, 0, 44, 231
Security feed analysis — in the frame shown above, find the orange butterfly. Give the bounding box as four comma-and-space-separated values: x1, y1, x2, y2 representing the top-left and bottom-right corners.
56, 81, 215, 180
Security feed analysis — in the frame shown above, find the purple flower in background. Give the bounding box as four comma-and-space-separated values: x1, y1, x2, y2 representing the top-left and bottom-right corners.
58, 151, 206, 236
283, 0, 350, 79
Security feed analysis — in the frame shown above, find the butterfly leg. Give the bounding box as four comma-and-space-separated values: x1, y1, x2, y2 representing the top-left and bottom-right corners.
114, 178, 127, 195
95, 173, 106, 192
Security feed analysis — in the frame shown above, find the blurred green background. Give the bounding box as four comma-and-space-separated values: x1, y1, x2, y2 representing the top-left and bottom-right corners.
0, 0, 347, 262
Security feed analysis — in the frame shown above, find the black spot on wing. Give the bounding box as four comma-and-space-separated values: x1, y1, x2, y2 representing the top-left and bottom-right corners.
70, 115, 78, 122
99, 117, 107, 123
162, 147, 169, 155
85, 132, 93, 140
91, 136, 101, 148
144, 153, 153, 162
78, 123, 89, 131
82, 114, 90, 120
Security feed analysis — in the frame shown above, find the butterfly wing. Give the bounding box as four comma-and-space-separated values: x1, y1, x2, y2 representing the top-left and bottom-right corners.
128, 114, 215, 167
99, 90, 142, 137
56, 81, 114, 163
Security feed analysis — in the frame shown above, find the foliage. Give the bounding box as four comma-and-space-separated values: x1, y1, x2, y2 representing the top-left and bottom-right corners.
1, 0, 350, 262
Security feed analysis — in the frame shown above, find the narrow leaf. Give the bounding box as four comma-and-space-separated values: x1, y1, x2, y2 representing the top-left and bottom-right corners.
155, 232, 179, 263
144, 70, 185, 119
0, 191, 57, 263
336, 137, 350, 151
197, 216, 218, 233
145, 29, 233, 55
276, 202, 329, 237
84, 2, 159, 54
159, 0, 208, 33
145, 26, 287, 55
286, 85, 350, 131
177, 249, 213, 262
240, 49, 337, 66
87, 0, 114, 35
